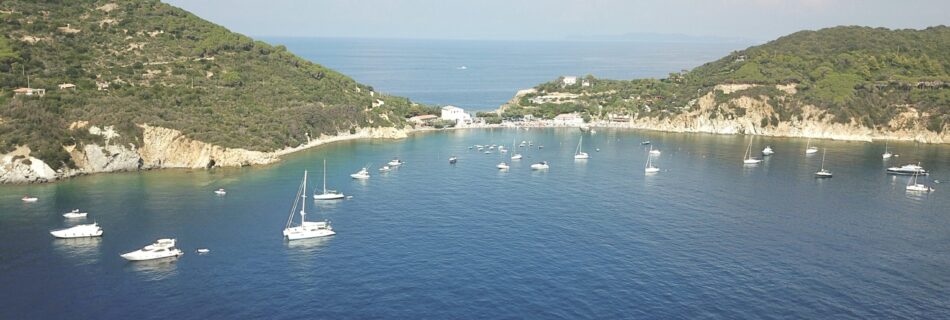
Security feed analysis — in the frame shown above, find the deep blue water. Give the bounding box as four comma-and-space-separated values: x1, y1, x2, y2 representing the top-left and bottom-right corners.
2, 129, 949, 319
265, 37, 746, 110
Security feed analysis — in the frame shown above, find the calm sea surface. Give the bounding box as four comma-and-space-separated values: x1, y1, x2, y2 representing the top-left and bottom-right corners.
266, 37, 746, 110
1, 128, 949, 319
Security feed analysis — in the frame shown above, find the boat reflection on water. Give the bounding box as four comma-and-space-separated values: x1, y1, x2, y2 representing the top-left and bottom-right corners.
124, 256, 180, 281
284, 235, 333, 252
52, 237, 102, 265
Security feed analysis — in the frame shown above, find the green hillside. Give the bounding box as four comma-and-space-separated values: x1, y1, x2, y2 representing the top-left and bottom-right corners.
504, 26, 950, 132
0, 1, 433, 169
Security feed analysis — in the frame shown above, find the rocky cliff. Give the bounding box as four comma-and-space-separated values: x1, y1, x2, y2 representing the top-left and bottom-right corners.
0, 124, 411, 184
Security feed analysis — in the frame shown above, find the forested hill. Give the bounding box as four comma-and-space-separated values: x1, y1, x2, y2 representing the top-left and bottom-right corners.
503, 26, 950, 137
0, 1, 433, 169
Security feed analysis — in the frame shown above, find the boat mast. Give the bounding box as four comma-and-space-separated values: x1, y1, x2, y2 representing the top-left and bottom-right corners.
577, 137, 583, 155
301, 170, 308, 224
323, 159, 328, 194
821, 149, 826, 170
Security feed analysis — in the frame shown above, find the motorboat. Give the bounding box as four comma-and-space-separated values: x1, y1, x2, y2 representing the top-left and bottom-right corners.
121, 239, 184, 261
214, 188, 227, 195
50, 223, 103, 239
887, 163, 927, 175
284, 171, 336, 240
314, 159, 345, 200
21, 195, 38, 202
762, 146, 774, 156
449, 156, 458, 164
511, 153, 522, 160
196, 248, 211, 254
497, 162, 510, 170
641, 141, 651, 145
63, 209, 88, 219
351, 167, 371, 179
530, 161, 549, 170
387, 158, 404, 166
378, 165, 391, 172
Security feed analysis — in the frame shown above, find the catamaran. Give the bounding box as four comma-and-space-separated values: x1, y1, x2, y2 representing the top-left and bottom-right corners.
574, 137, 589, 159
121, 239, 183, 261
815, 148, 832, 178
743, 140, 762, 164
284, 171, 336, 240
314, 159, 345, 200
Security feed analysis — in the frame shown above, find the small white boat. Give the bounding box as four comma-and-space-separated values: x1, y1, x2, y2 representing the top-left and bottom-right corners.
743, 140, 762, 164
530, 161, 549, 170
214, 188, 227, 195
511, 154, 522, 160
196, 248, 210, 254
882, 141, 892, 159
497, 162, 509, 170
805, 138, 818, 154
351, 167, 370, 179
21, 195, 38, 202
815, 149, 832, 178
63, 209, 88, 219
387, 158, 404, 166
314, 159, 345, 200
574, 137, 589, 159
449, 156, 458, 164
284, 171, 336, 240
648, 145, 660, 156
906, 171, 934, 192
762, 146, 774, 156
645, 150, 659, 173
50, 223, 103, 239
641, 141, 651, 145
378, 165, 391, 172
121, 239, 184, 261
887, 163, 927, 175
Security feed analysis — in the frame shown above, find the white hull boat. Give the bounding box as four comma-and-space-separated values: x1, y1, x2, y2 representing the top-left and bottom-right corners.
645, 151, 659, 173
214, 188, 227, 195
284, 171, 336, 241
387, 159, 404, 166
530, 161, 549, 170
50, 223, 103, 238
743, 140, 762, 164
882, 142, 892, 159
121, 239, 183, 261
351, 168, 370, 179
63, 209, 88, 219
497, 162, 509, 170
887, 163, 927, 175
22, 196, 38, 202
574, 137, 590, 159
815, 149, 832, 178
314, 159, 345, 200
906, 171, 934, 192
762, 146, 774, 156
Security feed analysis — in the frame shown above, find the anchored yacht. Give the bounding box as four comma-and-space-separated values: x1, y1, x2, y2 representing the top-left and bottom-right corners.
121, 239, 184, 261
50, 223, 103, 239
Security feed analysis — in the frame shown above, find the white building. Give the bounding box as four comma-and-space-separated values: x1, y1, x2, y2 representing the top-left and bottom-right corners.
552, 113, 585, 126
562, 76, 577, 86
441, 105, 472, 125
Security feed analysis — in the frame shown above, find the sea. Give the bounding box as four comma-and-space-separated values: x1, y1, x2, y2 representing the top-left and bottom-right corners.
2, 39, 949, 319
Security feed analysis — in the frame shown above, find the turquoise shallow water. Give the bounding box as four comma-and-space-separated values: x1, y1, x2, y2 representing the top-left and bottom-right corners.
1, 128, 949, 319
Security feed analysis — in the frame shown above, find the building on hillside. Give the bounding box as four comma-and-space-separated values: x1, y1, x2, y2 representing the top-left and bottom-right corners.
408, 114, 438, 125
562, 76, 577, 86
441, 105, 472, 125
552, 113, 584, 126
58, 83, 76, 90
13, 87, 45, 97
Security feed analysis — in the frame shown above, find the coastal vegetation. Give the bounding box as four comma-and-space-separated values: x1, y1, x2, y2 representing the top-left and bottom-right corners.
0, 1, 437, 170
502, 26, 950, 134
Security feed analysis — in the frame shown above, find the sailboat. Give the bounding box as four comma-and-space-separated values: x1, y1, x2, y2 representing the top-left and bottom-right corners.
511, 139, 522, 160
743, 140, 762, 164
314, 159, 345, 200
805, 138, 818, 154
574, 136, 589, 159
882, 141, 892, 159
906, 170, 935, 192
644, 151, 659, 173
649, 145, 661, 155
815, 148, 832, 178
284, 171, 335, 240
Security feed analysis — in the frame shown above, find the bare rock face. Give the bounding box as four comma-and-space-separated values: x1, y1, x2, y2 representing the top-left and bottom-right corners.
0, 124, 412, 184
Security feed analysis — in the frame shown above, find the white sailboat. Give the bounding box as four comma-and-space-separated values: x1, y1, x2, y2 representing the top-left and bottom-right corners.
906, 170, 934, 192
644, 151, 659, 173
314, 159, 345, 200
284, 171, 335, 240
743, 140, 762, 164
574, 137, 589, 159
805, 138, 818, 154
882, 141, 892, 159
511, 139, 522, 160
815, 148, 832, 178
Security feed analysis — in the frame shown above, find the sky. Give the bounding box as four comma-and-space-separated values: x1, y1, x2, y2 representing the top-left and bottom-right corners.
164, 0, 949, 41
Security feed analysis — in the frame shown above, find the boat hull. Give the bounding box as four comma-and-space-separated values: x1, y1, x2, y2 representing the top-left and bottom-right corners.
50, 229, 103, 239
314, 193, 345, 200
121, 251, 184, 261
